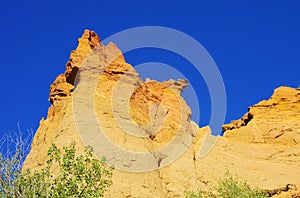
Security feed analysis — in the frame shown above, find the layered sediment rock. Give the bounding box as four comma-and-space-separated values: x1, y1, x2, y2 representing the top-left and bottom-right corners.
23, 30, 300, 197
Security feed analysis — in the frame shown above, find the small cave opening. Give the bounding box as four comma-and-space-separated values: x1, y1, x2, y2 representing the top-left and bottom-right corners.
66, 66, 79, 86
149, 135, 156, 140
242, 112, 254, 126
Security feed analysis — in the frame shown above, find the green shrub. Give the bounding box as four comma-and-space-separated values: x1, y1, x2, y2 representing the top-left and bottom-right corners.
186, 171, 268, 198
1, 140, 113, 198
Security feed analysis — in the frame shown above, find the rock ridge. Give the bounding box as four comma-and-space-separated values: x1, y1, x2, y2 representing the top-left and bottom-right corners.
23, 30, 300, 197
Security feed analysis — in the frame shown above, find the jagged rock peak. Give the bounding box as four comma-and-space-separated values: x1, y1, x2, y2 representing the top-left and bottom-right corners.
49, 30, 101, 104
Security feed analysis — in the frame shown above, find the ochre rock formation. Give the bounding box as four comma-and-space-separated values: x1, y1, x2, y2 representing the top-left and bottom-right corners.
23, 30, 300, 197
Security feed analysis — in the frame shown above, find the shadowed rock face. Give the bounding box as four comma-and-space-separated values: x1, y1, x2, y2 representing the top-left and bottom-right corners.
49, 30, 100, 104
24, 30, 300, 197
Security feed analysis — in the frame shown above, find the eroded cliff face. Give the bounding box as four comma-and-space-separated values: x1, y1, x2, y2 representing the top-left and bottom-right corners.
223, 86, 300, 146
23, 30, 300, 197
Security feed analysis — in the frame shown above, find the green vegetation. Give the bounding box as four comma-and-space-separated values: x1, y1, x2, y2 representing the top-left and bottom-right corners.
186, 171, 268, 198
1, 129, 269, 198
0, 133, 113, 198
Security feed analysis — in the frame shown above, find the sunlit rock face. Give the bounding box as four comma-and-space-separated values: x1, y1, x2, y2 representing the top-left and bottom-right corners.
24, 30, 300, 197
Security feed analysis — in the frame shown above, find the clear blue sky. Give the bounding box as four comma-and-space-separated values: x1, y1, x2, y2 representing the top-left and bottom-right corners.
0, 1, 299, 139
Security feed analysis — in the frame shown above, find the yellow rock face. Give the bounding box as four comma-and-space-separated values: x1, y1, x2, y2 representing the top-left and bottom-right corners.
223, 86, 300, 145
23, 30, 300, 197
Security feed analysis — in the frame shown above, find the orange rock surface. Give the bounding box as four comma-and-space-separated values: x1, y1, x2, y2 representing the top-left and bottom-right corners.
23, 30, 300, 197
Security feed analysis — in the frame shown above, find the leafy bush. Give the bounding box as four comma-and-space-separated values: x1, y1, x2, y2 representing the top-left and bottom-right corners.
0, 135, 113, 198
186, 171, 268, 198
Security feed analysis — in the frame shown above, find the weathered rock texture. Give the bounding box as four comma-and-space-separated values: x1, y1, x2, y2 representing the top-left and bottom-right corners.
23, 30, 300, 197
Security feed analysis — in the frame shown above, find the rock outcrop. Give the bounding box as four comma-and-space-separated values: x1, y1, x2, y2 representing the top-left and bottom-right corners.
23, 30, 300, 197
223, 86, 300, 145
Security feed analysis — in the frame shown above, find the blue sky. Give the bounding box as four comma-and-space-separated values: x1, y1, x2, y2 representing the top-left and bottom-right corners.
0, 1, 299, 139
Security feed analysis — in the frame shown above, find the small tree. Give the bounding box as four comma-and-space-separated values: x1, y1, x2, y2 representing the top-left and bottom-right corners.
0, 128, 113, 198
17, 142, 114, 198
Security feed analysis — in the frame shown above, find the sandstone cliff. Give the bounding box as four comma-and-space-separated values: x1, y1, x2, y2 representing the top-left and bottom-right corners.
23, 30, 300, 197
